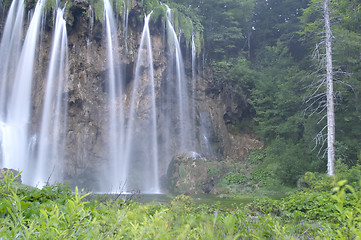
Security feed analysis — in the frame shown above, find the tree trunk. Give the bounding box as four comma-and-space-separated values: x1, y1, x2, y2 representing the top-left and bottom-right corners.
324, 0, 335, 176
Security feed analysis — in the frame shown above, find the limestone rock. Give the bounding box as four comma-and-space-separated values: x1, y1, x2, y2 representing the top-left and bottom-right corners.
167, 153, 226, 194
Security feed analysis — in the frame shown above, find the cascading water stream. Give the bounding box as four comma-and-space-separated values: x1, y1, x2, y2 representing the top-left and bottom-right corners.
1, 0, 44, 184
103, 0, 125, 191
191, 34, 197, 147
165, 6, 192, 152
124, 12, 160, 193
34, 7, 68, 187
0, 0, 24, 121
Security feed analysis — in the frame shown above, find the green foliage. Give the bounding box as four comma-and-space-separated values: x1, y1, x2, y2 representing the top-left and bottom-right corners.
247, 149, 265, 164
252, 166, 273, 187
2, 0, 13, 8
178, 12, 193, 42
251, 42, 307, 141
211, 57, 260, 103
282, 191, 338, 221
178, 163, 186, 179
91, 0, 104, 22
2, 173, 361, 238
170, 194, 193, 210
332, 180, 361, 239
194, 31, 203, 55
335, 161, 361, 189
150, 4, 166, 23
192, 0, 255, 59
250, 139, 320, 189
207, 166, 220, 177
88, 0, 128, 22
163, 1, 204, 51
44, 0, 55, 13
142, 0, 158, 15
299, 171, 334, 191
300, 162, 361, 192
225, 173, 246, 185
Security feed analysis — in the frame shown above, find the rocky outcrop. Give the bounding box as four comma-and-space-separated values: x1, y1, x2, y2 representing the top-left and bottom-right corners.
167, 153, 217, 194
196, 68, 263, 159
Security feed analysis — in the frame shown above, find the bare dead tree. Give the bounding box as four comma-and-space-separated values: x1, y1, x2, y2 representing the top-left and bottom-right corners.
324, 0, 335, 176
303, 0, 335, 176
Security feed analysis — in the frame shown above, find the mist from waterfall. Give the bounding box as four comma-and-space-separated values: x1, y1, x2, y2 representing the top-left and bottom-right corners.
33, 7, 68, 187
0, 0, 44, 184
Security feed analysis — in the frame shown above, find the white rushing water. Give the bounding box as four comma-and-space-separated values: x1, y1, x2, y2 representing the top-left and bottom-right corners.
103, 0, 125, 191
0, 0, 24, 121
165, 6, 192, 152
34, 7, 68, 187
1, 0, 44, 184
123, 12, 160, 193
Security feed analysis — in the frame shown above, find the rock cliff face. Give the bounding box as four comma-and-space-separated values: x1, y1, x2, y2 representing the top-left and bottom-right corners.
0, 0, 262, 191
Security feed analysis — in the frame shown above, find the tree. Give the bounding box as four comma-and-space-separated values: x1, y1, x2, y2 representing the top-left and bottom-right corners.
302, 0, 335, 175
323, 0, 335, 176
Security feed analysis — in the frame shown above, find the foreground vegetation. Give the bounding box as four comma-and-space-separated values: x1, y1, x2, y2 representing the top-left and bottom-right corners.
1, 171, 360, 239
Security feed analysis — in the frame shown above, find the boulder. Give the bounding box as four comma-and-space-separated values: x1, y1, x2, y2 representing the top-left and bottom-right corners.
167, 153, 221, 194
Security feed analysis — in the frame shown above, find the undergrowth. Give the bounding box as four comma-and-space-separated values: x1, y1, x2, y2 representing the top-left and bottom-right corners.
0, 171, 360, 239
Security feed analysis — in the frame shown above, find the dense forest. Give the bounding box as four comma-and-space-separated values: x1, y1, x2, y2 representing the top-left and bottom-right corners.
177, 0, 361, 188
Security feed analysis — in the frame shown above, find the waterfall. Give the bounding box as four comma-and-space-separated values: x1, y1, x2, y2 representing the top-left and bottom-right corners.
103, 0, 125, 191
191, 34, 197, 148
0, 0, 24, 121
124, 12, 160, 193
1, 0, 44, 184
0, 1, 216, 192
199, 112, 215, 157
191, 35, 197, 103
34, 7, 68, 187
165, 6, 193, 152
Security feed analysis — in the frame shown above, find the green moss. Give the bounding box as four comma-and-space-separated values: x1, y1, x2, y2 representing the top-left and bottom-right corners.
44, 0, 55, 12
150, 4, 166, 23
194, 31, 203, 55
178, 13, 192, 41
179, 163, 186, 179
64, 1, 73, 14
142, 0, 159, 15
113, 0, 125, 17
3, 0, 12, 8
93, 0, 104, 22
207, 166, 220, 177
171, 8, 179, 35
